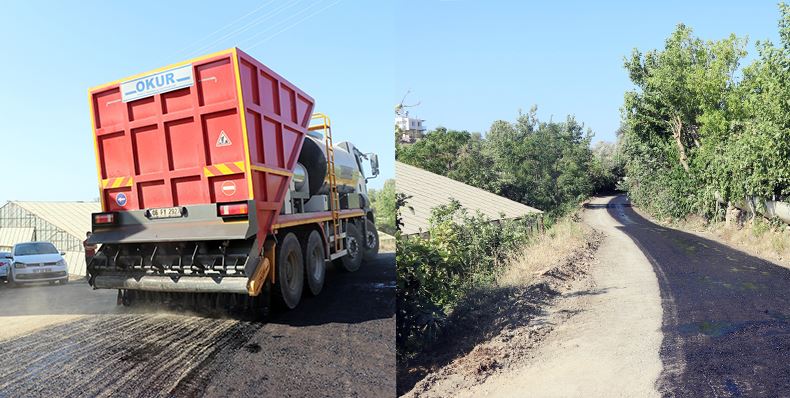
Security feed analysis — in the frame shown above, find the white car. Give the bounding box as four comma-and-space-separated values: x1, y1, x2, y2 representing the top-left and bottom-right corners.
5, 242, 69, 287
0, 251, 9, 281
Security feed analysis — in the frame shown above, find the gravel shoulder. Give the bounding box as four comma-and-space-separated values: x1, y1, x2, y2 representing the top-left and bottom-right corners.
400, 212, 603, 396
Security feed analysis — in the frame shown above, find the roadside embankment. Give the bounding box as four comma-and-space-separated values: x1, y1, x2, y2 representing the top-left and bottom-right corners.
398, 213, 602, 396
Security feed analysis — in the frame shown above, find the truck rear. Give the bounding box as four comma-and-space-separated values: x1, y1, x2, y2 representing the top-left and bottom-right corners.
87, 48, 380, 314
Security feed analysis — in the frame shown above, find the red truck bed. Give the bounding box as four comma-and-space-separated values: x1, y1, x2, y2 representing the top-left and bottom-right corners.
88, 48, 314, 240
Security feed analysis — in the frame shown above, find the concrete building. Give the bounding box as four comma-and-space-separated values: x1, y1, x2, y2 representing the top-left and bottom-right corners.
395, 161, 543, 236
396, 114, 426, 143
0, 201, 101, 276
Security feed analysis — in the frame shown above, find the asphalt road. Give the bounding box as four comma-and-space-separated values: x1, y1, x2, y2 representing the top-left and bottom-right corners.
0, 252, 395, 397
607, 195, 790, 397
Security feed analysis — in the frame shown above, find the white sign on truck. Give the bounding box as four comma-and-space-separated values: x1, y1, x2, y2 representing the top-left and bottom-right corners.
120, 64, 194, 103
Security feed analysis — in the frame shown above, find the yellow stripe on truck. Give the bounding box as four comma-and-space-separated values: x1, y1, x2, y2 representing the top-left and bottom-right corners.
216, 163, 233, 175
101, 177, 133, 189
204, 161, 247, 177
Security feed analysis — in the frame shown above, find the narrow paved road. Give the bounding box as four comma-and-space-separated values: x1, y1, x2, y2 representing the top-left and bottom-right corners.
0, 253, 394, 397
609, 195, 790, 397
462, 195, 663, 397
446, 195, 790, 397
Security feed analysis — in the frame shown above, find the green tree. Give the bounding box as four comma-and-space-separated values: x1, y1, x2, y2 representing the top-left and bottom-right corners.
369, 179, 396, 235
397, 108, 596, 218
486, 109, 594, 216
622, 23, 747, 218
732, 3, 790, 200
396, 127, 474, 175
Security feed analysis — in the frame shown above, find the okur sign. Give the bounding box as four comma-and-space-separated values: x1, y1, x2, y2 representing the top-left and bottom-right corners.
120, 64, 194, 102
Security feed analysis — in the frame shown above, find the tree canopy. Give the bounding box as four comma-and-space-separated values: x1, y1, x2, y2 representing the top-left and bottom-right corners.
621, 4, 790, 219
397, 108, 608, 218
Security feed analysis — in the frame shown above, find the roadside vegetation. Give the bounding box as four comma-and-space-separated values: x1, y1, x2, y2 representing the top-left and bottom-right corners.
396, 201, 541, 361
616, 4, 790, 264
394, 109, 618, 363
369, 178, 396, 235
621, 4, 790, 222
396, 207, 598, 394
397, 109, 622, 220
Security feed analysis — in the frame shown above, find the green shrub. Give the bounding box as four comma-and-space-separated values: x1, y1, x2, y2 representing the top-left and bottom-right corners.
396, 199, 539, 362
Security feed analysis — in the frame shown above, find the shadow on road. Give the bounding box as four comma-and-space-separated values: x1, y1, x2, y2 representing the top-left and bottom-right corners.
271, 252, 395, 327
602, 195, 790, 397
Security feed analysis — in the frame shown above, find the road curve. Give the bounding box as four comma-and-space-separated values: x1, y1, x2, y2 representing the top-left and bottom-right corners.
461, 195, 663, 397
609, 195, 790, 397
0, 252, 394, 397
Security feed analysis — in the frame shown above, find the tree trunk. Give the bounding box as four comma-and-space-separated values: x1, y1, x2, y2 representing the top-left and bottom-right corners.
671, 115, 690, 172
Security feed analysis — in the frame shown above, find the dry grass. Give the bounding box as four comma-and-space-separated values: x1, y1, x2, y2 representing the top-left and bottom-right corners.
497, 216, 591, 287
379, 232, 396, 252
709, 221, 790, 266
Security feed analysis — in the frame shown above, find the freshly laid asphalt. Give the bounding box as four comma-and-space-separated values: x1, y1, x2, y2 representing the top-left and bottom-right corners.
607, 195, 790, 397
0, 252, 394, 397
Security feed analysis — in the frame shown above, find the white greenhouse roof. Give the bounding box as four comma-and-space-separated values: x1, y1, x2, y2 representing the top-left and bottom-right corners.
12, 201, 101, 240
0, 227, 34, 249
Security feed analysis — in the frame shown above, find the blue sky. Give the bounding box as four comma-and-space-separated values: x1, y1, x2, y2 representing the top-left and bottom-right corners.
0, 1, 783, 204
0, 0, 394, 203
396, 0, 782, 142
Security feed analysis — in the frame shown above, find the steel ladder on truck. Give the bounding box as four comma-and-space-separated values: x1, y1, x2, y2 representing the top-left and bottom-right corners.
308, 113, 345, 259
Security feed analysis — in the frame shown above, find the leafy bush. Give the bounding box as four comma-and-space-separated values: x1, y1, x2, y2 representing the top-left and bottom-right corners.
396, 199, 540, 361
368, 179, 396, 235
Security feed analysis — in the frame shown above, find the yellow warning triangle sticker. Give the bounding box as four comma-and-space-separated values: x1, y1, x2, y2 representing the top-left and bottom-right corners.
216, 130, 232, 147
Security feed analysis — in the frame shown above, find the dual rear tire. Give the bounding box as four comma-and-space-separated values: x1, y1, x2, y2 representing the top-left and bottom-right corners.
273, 230, 329, 310
274, 233, 304, 310
304, 230, 326, 296
274, 220, 378, 309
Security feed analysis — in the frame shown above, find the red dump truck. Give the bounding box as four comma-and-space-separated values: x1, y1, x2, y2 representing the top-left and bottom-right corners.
86, 48, 380, 314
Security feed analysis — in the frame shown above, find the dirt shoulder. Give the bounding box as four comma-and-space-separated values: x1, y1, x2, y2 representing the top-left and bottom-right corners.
398, 214, 604, 397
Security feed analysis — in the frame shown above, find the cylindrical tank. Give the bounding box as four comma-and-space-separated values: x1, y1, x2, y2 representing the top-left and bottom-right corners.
297, 136, 362, 196
292, 163, 307, 192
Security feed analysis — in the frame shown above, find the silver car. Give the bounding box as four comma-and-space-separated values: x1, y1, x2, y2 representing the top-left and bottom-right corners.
0, 251, 9, 281
5, 242, 69, 287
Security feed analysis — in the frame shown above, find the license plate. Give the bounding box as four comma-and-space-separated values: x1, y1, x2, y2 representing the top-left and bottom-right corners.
147, 207, 184, 219
34, 268, 51, 273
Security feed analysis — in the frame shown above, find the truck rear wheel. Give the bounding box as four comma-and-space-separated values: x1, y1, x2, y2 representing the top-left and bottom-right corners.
336, 222, 363, 272
274, 233, 304, 309
303, 230, 325, 296
363, 219, 380, 261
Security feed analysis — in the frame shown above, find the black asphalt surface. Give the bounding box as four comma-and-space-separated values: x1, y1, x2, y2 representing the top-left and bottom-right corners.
606, 195, 790, 397
0, 252, 395, 398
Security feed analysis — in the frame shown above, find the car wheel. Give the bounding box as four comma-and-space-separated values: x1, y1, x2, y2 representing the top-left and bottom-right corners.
303, 230, 326, 296
363, 219, 380, 261
8, 274, 16, 288
273, 233, 304, 310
